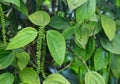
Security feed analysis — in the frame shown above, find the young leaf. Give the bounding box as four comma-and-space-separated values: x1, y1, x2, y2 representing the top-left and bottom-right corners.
75, 26, 89, 49
49, 16, 70, 29
16, 52, 30, 71
94, 48, 110, 71
111, 55, 120, 78
67, 0, 87, 10
6, 27, 37, 50
85, 71, 105, 84
74, 38, 95, 66
19, 68, 40, 84
0, 49, 15, 69
101, 15, 116, 41
3, 0, 20, 7
0, 73, 14, 84
28, 11, 50, 26
43, 73, 70, 84
100, 31, 120, 54
76, 0, 96, 24
46, 30, 66, 66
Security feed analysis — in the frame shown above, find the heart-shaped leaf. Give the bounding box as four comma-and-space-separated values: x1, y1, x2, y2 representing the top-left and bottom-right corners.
49, 16, 70, 29
76, 0, 96, 24
85, 71, 105, 84
6, 27, 37, 50
101, 15, 116, 41
67, 0, 87, 10
19, 68, 40, 84
43, 73, 70, 84
28, 11, 50, 26
16, 52, 30, 71
0, 73, 14, 84
100, 30, 120, 54
94, 48, 110, 71
111, 54, 120, 78
75, 26, 89, 49
46, 30, 66, 66
0, 49, 15, 69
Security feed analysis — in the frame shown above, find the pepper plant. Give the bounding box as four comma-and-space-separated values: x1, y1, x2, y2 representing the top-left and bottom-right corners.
0, 0, 120, 84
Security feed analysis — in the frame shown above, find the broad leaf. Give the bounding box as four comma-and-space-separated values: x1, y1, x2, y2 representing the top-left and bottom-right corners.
74, 38, 95, 66
67, 0, 87, 10
115, 0, 120, 7
16, 52, 30, 71
76, 0, 96, 24
0, 73, 14, 84
111, 55, 120, 78
49, 16, 70, 29
3, 0, 20, 7
85, 71, 105, 84
19, 68, 40, 84
62, 26, 75, 39
43, 73, 70, 84
94, 48, 110, 71
100, 30, 120, 54
101, 15, 116, 41
6, 27, 37, 50
46, 30, 66, 66
75, 26, 89, 49
28, 11, 50, 26
0, 49, 15, 69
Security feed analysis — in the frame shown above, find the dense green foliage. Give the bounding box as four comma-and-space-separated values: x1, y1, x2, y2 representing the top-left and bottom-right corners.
0, 0, 120, 84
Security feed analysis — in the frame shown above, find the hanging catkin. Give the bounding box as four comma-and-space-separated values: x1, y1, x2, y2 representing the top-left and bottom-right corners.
40, 35, 46, 79
0, 3, 6, 45
36, 26, 44, 74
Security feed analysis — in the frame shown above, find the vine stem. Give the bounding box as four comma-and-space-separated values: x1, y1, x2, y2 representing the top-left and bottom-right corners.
0, 3, 7, 45
58, 61, 73, 73
66, 46, 90, 72
74, 54, 90, 72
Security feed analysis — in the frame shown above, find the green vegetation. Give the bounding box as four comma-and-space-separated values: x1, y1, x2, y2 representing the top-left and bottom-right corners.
0, 0, 120, 84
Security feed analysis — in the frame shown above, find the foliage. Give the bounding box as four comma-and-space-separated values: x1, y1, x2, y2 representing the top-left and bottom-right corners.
0, 0, 120, 84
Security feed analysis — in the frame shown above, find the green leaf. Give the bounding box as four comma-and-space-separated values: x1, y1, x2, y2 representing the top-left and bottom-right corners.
28, 11, 50, 26
43, 73, 70, 84
6, 27, 37, 50
0, 73, 14, 84
62, 26, 75, 39
19, 68, 40, 84
111, 54, 120, 78
74, 38, 95, 66
16, 0, 28, 16
75, 26, 89, 49
115, 0, 120, 7
16, 52, 30, 71
49, 16, 70, 29
101, 15, 116, 41
0, 49, 15, 69
100, 30, 120, 54
94, 48, 110, 71
46, 30, 66, 66
3, 0, 20, 7
67, 0, 88, 10
85, 71, 105, 84
76, 0, 96, 24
